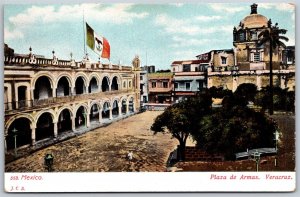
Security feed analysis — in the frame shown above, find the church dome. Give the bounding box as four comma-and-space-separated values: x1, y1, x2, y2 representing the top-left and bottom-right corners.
240, 4, 268, 28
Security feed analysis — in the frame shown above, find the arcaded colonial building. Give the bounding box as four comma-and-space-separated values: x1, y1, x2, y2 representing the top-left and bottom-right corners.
4, 47, 141, 153
206, 4, 295, 91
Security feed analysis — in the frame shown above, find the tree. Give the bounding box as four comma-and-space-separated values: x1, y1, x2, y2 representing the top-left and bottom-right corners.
151, 94, 212, 161
257, 19, 289, 115
192, 106, 277, 160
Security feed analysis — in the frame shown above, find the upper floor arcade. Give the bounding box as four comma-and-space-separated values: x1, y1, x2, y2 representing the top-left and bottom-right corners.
4, 48, 139, 113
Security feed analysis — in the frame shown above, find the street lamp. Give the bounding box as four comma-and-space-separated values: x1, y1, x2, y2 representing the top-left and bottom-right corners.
44, 153, 54, 172
253, 151, 261, 172
12, 128, 18, 157
274, 130, 279, 167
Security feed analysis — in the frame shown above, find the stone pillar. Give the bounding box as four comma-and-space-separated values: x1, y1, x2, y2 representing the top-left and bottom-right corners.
14, 85, 19, 109
126, 103, 129, 114
86, 113, 90, 128
118, 105, 122, 116
26, 86, 31, 107
71, 116, 76, 131
52, 88, 56, 98
109, 107, 113, 119
256, 75, 262, 90
53, 121, 58, 138
31, 126, 36, 145
99, 109, 102, 123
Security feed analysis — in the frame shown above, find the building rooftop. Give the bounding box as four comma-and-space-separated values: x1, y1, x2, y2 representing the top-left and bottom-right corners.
148, 72, 173, 79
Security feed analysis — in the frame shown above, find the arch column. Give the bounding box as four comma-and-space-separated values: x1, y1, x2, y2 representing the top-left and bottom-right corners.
31, 126, 36, 145
14, 86, 19, 109
26, 87, 31, 107
71, 116, 76, 131
86, 113, 91, 128
71, 86, 75, 96
53, 121, 58, 138
85, 86, 89, 94
118, 104, 122, 116
99, 109, 102, 123
52, 88, 57, 98
109, 107, 113, 119
126, 103, 129, 114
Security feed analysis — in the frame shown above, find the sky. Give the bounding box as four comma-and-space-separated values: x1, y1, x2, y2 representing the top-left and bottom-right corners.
4, 3, 295, 70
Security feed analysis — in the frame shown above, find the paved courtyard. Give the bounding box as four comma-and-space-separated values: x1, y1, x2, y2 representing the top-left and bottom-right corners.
5, 111, 178, 172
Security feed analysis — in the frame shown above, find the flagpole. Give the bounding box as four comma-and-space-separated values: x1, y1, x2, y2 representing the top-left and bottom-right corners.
83, 7, 86, 56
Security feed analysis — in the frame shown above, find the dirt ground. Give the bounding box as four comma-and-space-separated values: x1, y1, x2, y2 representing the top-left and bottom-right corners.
5, 111, 178, 172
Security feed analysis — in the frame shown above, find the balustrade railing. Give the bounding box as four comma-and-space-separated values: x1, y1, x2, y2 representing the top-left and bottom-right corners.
5, 89, 134, 113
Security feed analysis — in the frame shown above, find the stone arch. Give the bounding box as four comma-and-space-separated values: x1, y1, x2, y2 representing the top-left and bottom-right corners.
56, 73, 72, 97
111, 74, 121, 91
35, 111, 55, 141
88, 73, 100, 93
128, 96, 135, 113
90, 101, 101, 123
74, 103, 89, 128
102, 100, 111, 119
111, 97, 120, 117
74, 72, 88, 95
120, 96, 128, 114
31, 72, 55, 89
6, 117, 32, 150
32, 73, 55, 100
100, 74, 111, 92
57, 107, 72, 133
35, 109, 56, 125
5, 114, 35, 133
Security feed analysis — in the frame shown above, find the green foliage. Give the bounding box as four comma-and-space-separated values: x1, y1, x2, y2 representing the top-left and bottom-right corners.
192, 106, 276, 160
254, 86, 295, 112
207, 86, 232, 98
151, 93, 212, 160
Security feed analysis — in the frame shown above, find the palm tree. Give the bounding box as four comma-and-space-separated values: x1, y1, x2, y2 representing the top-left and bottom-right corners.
257, 19, 289, 115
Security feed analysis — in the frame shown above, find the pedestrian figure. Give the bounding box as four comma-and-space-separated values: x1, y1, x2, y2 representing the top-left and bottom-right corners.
127, 151, 133, 161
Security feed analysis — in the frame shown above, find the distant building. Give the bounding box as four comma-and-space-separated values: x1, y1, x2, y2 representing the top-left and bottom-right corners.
148, 72, 173, 104
206, 4, 295, 91
171, 59, 208, 103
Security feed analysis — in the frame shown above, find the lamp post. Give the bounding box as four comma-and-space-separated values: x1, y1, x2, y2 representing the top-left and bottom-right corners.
12, 128, 18, 157
44, 153, 54, 172
254, 151, 261, 172
274, 130, 279, 167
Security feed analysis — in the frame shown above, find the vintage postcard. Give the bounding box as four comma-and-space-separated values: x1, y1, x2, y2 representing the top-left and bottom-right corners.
3, 1, 295, 192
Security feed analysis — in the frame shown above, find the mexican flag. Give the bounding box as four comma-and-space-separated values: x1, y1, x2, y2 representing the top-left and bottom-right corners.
86, 23, 110, 59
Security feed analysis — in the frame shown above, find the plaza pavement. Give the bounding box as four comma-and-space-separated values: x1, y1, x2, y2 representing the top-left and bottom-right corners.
5, 111, 178, 172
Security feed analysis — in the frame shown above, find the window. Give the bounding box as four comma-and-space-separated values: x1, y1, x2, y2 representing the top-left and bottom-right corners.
251, 31, 257, 40
152, 82, 156, 88
195, 67, 199, 72
239, 32, 245, 41
185, 82, 190, 90
183, 64, 191, 72
174, 83, 178, 89
129, 81, 132, 88
140, 76, 143, 80
163, 82, 168, 88
123, 81, 126, 88
253, 52, 260, 62
221, 57, 227, 64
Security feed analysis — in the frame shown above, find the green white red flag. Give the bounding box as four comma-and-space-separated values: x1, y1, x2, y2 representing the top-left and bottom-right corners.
86, 23, 110, 59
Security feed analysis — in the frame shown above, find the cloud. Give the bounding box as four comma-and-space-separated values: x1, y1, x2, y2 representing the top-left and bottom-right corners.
209, 3, 246, 14
4, 28, 24, 40
8, 4, 148, 27
171, 36, 211, 48
155, 14, 232, 36
196, 15, 222, 21
173, 49, 199, 59
258, 3, 295, 12
172, 3, 184, 7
